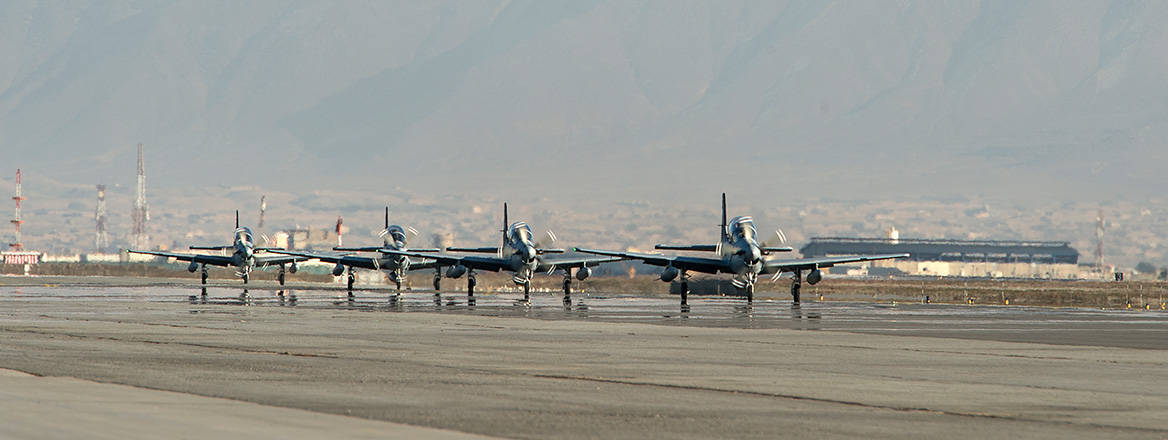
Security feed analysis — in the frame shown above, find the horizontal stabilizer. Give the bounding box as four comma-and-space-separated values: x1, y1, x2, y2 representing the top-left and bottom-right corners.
537, 248, 566, 254
189, 245, 233, 250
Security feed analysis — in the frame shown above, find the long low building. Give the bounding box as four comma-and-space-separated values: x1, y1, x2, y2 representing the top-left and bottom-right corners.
799, 237, 1081, 279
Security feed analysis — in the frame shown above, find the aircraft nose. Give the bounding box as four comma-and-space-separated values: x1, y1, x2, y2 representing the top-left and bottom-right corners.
521, 245, 537, 262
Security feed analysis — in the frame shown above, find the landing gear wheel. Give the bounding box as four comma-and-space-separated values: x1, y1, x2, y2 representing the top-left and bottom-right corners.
791, 282, 801, 303
347, 273, 355, 291
680, 281, 689, 306
523, 281, 531, 302
278, 271, 286, 286
467, 276, 476, 298
746, 284, 754, 302
242, 273, 248, 284
201, 268, 208, 285
433, 276, 441, 291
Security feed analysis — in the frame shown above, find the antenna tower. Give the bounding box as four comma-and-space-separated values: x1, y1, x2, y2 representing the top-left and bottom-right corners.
95, 184, 108, 252
132, 144, 149, 249
9, 169, 25, 250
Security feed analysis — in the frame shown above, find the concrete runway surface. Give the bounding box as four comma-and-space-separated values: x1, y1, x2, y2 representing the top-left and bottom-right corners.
0, 282, 1166, 439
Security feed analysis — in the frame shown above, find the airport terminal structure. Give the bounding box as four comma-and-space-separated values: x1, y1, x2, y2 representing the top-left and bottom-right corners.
799, 237, 1081, 279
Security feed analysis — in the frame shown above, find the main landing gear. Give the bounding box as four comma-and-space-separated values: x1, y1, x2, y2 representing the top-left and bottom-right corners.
562, 270, 573, 304
679, 270, 690, 306
278, 264, 287, 286
466, 270, 477, 299
790, 270, 802, 303
522, 279, 531, 302
433, 267, 442, 291
200, 264, 208, 285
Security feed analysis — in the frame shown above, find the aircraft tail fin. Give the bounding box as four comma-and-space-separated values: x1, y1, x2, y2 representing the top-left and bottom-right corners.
501, 202, 509, 251
720, 193, 728, 241
385, 206, 389, 229
235, 210, 239, 229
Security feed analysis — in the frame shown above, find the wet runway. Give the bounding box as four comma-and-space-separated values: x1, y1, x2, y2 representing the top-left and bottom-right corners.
1, 281, 1166, 439
5, 283, 1166, 350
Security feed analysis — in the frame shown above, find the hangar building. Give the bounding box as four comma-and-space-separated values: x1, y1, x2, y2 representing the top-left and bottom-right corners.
798, 237, 1081, 279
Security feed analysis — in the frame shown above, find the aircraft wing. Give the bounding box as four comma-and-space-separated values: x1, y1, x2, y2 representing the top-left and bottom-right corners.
379, 249, 510, 272
253, 253, 309, 267
127, 250, 236, 267
333, 246, 383, 252
655, 244, 718, 252
761, 246, 795, 254
446, 246, 501, 253
573, 248, 730, 275
535, 256, 622, 272
334, 246, 442, 253
272, 250, 437, 271
761, 253, 910, 274
189, 245, 233, 251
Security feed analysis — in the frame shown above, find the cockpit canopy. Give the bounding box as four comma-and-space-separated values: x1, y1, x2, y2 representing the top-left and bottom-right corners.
507, 222, 533, 243
728, 216, 757, 243
234, 227, 254, 246
383, 225, 408, 245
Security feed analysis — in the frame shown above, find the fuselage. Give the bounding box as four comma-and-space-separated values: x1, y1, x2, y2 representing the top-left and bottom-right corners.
231, 227, 256, 273
504, 222, 540, 278
380, 225, 412, 273
723, 216, 764, 279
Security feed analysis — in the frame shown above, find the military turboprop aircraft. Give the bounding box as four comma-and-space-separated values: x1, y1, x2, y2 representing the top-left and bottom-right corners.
129, 211, 306, 285
377, 203, 621, 302
575, 194, 908, 304
272, 207, 439, 292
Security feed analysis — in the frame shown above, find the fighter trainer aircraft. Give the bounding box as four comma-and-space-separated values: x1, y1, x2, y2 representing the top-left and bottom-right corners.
575, 194, 908, 304
377, 203, 621, 302
129, 211, 306, 285
272, 207, 439, 292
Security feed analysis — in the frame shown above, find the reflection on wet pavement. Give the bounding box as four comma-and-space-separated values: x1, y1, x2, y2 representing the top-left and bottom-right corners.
3, 285, 1168, 349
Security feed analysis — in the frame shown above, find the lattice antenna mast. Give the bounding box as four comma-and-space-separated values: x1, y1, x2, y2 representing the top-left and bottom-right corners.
9, 169, 25, 250
95, 184, 108, 252
132, 144, 149, 249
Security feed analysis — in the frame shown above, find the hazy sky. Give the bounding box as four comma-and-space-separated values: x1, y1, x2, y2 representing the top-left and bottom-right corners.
2, 0, 1166, 202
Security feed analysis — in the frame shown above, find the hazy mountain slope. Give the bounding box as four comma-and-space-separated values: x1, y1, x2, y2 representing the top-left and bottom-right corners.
1, 0, 1165, 200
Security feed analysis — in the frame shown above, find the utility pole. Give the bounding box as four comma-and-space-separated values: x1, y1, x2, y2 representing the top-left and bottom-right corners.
95, 184, 108, 252
258, 195, 267, 229
1095, 209, 1105, 278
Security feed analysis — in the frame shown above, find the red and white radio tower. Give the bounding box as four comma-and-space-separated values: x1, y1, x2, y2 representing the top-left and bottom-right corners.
9, 169, 25, 250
